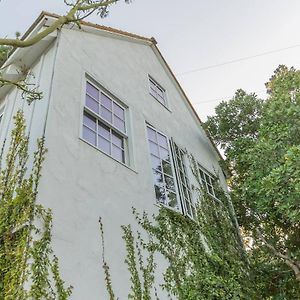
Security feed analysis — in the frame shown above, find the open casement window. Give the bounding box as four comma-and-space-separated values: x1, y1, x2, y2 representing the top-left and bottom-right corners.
148, 76, 167, 107
82, 80, 127, 164
197, 164, 217, 198
146, 125, 180, 210
170, 140, 196, 219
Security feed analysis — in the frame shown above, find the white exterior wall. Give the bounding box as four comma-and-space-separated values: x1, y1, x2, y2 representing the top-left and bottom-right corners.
0, 40, 58, 164
0, 25, 227, 299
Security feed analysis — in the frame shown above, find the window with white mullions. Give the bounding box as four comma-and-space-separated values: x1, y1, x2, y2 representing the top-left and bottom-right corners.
83, 81, 127, 164
85, 81, 126, 133
146, 126, 179, 210
172, 141, 196, 218
197, 165, 216, 197
148, 76, 167, 107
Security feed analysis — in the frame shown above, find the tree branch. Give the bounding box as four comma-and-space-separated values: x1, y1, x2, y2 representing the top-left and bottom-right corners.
0, 0, 119, 49
77, 0, 118, 11
256, 228, 300, 281
0, 78, 42, 102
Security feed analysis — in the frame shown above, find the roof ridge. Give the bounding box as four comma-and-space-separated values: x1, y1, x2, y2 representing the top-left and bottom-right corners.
41, 11, 155, 44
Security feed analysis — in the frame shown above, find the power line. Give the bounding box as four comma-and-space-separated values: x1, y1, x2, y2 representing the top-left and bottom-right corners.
176, 44, 300, 76
191, 89, 267, 105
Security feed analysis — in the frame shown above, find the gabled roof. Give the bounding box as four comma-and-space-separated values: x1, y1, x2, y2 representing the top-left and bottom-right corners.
24, 11, 155, 45
4, 11, 224, 165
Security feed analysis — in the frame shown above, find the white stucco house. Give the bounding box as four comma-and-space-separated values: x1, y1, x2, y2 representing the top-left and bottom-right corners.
0, 12, 230, 299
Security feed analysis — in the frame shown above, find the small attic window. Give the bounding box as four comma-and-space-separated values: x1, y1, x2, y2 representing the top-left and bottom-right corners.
148, 76, 167, 107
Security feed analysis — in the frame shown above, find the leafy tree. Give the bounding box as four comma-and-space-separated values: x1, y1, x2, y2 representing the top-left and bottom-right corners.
205, 65, 300, 297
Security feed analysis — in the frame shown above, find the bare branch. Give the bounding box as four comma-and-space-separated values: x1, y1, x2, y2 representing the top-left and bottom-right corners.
77, 0, 118, 11
0, 78, 42, 102
0, 0, 120, 49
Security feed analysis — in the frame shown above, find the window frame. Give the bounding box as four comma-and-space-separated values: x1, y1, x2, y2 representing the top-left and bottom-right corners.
170, 140, 196, 219
146, 123, 181, 212
148, 75, 168, 108
0, 104, 5, 127
196, 164, 218, 199
82, 79, 129, 165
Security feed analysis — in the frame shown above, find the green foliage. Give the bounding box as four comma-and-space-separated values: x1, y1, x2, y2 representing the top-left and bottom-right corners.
205, 65, 300, 297
0, 46, 10, 66
101, 175, 251, 299
99, 219, 157, 300
133, 189, 251, 300
0, 110, 72, 299
99, 217, 117, 300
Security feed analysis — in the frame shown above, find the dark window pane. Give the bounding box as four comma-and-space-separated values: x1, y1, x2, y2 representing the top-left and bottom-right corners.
98, 123, 110, 140
86, 82, 99, 100
167, 191, 177, 208
83, 126, 96, 146
98, 136, 110, 154
114, 116, 125, 132
149, 141, 159, 156
113, 103, 125, 120
86, 95, 99, 114
183, 186, 189, 198
150, 89, 157, 100
205, 174, 211, 184
112, 145, 124, 162
157, 87, 164, 99
199, 169, 205, 180
180, 170, 185, 183
207, 184, 214, 195
153, 170, 164, 187
83, 112, 96, 130
147, 127, 157, 142
185, 201, 192, 216
149, 79, 156, 89
162, 160, 172, 176
165, 175, 175, 191
151, 155, 161, 171
101, 93, 112, 110
154, 185, 166, 204
101, 106, 112, 123
159, 147, 169, 161
157, 133, 168, 148
112, 132, 123, 148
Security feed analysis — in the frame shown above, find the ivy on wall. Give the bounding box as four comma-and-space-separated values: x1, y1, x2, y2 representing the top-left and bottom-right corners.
100, 154, 253, 300
0, 110, 72, 299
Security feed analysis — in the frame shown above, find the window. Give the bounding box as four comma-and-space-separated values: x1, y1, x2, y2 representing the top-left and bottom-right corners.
171, 142, 196, 218
0, 105, 5, 126
197, 164, 217, 198
148, 76, 167, 107
82, 81, 127, 164
146, 125, 179, 210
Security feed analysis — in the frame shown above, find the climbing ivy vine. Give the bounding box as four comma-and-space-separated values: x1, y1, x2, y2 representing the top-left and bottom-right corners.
100, 155, 253, 300
0, 110, 72, 299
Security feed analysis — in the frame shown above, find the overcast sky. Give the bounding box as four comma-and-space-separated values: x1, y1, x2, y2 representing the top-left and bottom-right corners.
1, 0, 300, 119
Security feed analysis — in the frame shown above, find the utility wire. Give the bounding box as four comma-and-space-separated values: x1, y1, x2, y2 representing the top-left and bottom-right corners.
176, 43, 300, 76
191, 89, 267, 105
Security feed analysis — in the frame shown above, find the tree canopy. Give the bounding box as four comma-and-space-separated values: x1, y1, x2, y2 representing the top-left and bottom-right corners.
205, 65, 300, 297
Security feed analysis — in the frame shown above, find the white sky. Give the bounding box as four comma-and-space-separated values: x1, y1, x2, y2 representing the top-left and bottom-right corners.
1, 0, 300, 120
